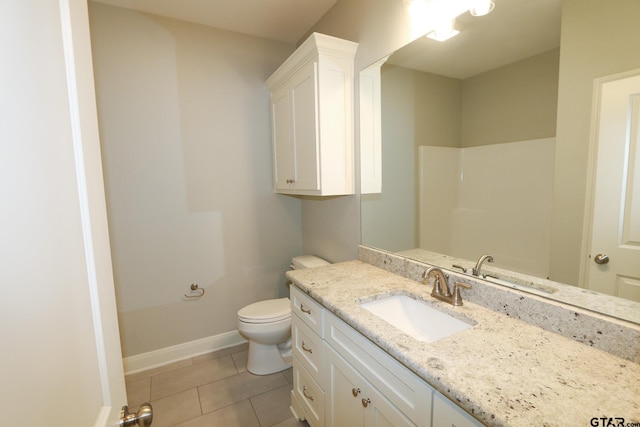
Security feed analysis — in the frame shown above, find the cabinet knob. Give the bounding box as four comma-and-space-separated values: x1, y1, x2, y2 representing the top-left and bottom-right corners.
286, 178, 296, 184
351, 388, 360, 397
301, 341, 313, 353
361, 397, 371, 408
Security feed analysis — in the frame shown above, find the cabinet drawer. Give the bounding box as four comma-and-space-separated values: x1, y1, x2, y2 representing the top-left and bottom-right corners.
325, 311, 433, 426
292, 315, 325, 387
293, 356, 325, 427
291, 285, 324, 337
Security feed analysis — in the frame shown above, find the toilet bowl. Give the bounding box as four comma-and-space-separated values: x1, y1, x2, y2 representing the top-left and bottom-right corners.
237, 298, 293, 375
237, 255, 330, 375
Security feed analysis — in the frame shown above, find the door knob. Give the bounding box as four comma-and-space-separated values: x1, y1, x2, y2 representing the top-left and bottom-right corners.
120, 403, 153, 427
594, 254, 610, 265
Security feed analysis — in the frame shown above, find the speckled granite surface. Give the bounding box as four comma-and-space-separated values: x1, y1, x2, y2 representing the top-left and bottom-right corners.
394, 247, 640, 325
361, 246, 640, 363
286, 260, 640, 427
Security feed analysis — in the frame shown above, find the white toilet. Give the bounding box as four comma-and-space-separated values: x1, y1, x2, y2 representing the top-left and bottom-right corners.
237, 255, 329, 375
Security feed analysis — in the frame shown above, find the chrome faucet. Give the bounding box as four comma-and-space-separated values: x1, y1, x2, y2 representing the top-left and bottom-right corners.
472, 254, 494, 277
423, 267, 472, 306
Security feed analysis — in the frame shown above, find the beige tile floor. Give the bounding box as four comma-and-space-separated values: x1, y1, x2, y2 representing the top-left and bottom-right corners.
125, 343, 310, 427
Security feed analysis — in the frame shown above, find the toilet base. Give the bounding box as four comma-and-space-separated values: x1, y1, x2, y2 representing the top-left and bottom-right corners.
246, 340, 292, 375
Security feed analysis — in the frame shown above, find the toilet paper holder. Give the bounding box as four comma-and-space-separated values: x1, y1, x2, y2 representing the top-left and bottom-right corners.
184, 283, 205, 300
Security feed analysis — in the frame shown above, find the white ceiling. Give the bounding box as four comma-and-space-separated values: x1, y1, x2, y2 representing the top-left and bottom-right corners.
91, 0, 337, 44
91, 0, 562, 79
388, 0, 562, 79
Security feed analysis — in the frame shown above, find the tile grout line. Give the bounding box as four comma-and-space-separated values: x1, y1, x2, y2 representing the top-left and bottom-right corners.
247, 395, 264, 427
195, 382, 204, 418
128, 347, 303, 426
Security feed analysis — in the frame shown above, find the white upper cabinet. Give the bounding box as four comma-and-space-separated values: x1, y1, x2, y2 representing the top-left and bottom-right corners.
359, 57, 386, 194
267, 33, 358, 196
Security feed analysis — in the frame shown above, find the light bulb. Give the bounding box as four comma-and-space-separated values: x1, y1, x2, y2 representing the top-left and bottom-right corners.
469, 0, 495, 16
427, 18, 459, 42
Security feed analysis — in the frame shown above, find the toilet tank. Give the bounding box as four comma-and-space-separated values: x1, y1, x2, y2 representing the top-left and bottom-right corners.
291, 255, 330, 270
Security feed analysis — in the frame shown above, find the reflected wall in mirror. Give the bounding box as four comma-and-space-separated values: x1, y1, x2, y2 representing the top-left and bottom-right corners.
361, 0, 640, 318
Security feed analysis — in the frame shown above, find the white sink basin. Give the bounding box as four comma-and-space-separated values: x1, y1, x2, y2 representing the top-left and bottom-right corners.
360, 295, 472, 343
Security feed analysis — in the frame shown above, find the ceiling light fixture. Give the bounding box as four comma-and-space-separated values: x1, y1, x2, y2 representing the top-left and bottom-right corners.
469, 0, 495, 17
426, 18, 459, 42
409, 0, 494, 41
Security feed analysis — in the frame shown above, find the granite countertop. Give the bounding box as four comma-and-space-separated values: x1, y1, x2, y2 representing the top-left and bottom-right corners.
286, 260, 640, 427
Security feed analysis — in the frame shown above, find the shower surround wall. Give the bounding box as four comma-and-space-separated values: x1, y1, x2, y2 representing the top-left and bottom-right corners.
419, 138, 555, 278
89, 3, 303, 359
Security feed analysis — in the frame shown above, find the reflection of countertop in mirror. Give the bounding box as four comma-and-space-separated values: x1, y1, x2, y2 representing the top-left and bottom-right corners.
287, 260, 640, 426
396, 248, 640, 325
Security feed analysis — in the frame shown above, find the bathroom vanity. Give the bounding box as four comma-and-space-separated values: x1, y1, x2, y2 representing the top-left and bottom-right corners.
290, 285, 480, 427
287, 257, 640, 426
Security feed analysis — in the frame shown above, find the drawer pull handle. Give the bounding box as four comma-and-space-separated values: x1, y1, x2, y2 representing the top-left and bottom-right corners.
301, 341, 313, 353
300, 304, 311, 315
351, 388, 360, 397
362, 397, 371, 408
302, 386, 314, 401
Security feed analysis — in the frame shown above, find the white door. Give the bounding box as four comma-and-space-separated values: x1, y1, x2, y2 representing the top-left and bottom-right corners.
0, 1, 128, 426
586, 71, 640, 301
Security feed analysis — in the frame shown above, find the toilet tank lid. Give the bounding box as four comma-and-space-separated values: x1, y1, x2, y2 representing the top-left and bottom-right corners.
291, 255, 330, 270
238, 298, 291, 322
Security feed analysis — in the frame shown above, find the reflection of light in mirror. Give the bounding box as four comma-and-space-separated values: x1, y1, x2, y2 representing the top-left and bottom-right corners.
407, 0, 435, 37
469, 0, 495, 17
408, 0, 495, 39
426, 18, 460, 42
407, 0, 468, 38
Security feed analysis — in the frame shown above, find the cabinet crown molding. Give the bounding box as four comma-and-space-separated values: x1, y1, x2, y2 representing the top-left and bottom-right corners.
267, 32, 358, 89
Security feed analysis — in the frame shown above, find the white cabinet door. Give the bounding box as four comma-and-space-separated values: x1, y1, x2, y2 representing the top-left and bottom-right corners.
271, 82, 294, 191
326, 346, 364, 427
289, 60, 320, 191
326, 346, 413, 427
271, 60, 319, 192
364, 381, 415, 427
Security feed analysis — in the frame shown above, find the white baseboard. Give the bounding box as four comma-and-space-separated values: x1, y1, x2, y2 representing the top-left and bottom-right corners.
123, 330, 247, 375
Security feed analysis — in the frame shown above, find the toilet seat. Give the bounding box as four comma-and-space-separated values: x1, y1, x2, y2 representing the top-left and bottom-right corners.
238, 298, 291, 324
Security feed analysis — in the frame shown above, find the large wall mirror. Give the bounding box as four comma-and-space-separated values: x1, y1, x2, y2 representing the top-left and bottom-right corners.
360, 0, 640, 324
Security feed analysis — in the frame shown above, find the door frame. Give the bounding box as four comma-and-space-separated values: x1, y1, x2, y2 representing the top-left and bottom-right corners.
580, 68, 640, 288
61, 0, 127, 424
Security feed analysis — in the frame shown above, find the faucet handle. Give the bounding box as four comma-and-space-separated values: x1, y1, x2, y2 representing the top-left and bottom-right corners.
452, 264, 468, 274
452, 282, 472, 306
